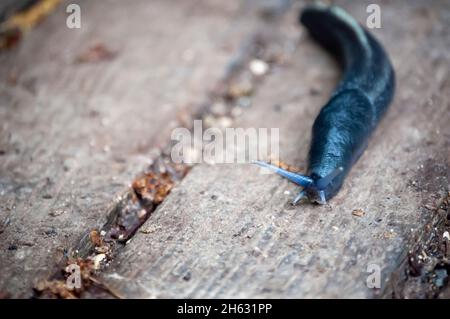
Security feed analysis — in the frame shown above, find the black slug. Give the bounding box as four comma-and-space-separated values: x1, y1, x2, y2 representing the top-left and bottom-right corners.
254, 4, 395, 204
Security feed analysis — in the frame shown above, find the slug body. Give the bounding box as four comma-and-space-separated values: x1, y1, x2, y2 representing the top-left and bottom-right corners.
254, 5, 395, 204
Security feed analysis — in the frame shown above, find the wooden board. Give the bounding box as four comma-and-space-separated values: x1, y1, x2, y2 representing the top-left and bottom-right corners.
96, 0, 450, 298
0, 0, 449, 298
0, 0, 269, 298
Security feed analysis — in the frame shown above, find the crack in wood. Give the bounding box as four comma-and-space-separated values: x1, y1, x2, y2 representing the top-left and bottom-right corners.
34, 25, 289, 298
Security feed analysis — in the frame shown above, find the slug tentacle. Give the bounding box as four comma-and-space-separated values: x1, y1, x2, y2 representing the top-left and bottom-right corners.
253, 5, 395, 205
292, 190, 307, 205
252, 161, 313, 187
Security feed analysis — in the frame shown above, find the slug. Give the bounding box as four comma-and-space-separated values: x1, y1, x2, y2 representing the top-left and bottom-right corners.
254, 4, 395, 205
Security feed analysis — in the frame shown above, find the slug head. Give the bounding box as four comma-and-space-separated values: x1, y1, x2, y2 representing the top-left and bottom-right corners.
290, 167, 344, 204
252, 161, 343, 205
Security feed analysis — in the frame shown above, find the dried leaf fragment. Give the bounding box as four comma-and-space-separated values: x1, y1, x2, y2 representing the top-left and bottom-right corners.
132, 172, 174, 204
89, 229, 103, 247
76, 43, 116, 63
352, 209, 365, 217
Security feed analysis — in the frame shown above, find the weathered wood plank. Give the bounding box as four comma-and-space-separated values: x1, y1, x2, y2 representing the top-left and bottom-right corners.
98, 0, 450, 298
0, 0, 267, 298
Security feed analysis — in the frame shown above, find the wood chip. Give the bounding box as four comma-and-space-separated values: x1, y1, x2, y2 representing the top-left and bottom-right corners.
352, 209, 365, 217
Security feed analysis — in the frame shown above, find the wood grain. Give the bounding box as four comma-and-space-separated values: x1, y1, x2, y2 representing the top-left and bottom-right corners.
0, 0, 266, 297
0, 0, 449, 298
97, 0, 450, 298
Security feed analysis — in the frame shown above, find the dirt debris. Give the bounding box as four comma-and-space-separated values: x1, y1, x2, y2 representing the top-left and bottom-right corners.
140, 225, 162, 234
35, 258, 94, 299
35, 257, 122, 299
0, 28, 21, 50
104, 156, 189, 243
352, 209, 366, 217
35, 226, 119, 298
391, 193, 450, 298
132, 172, 174, 205
227, 77, 254, 99
382, 230, 397, 240
270, 159, 304, 173
249, 59, 269, 76
34, 156, 189, 298
75, 43, 117, 63
89, 230, 103, 247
